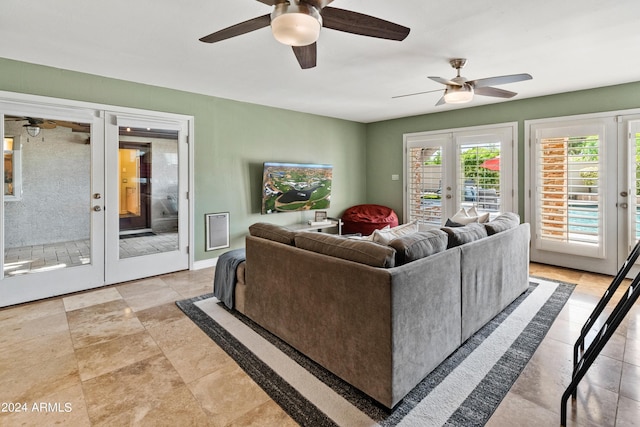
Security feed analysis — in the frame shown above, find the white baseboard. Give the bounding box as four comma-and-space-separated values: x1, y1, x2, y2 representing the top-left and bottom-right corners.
193, 257, 218, 270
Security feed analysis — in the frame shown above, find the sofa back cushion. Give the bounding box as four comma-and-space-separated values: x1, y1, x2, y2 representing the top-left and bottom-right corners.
249, 223, 296, 245
442, 222, 488, 248
388, 229, 448, 265
484, 212, 520, 236
294, 232, 396, 268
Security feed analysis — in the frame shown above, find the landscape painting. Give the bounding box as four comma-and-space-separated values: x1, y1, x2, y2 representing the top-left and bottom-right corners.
261, 162, 332, 214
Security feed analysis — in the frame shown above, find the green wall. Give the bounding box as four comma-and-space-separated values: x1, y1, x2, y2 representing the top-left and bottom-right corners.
366, 81, 640, 219
4, 56, 640, 264
0, 58, 368, 262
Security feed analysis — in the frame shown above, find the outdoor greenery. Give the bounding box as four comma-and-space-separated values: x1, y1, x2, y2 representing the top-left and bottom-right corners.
461, 146, 500, 188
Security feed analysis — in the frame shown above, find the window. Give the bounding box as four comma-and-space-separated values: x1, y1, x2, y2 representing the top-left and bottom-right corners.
3, 135, 21, 201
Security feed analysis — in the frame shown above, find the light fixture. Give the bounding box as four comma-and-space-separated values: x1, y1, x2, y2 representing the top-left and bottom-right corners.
443, 84, 474, 104
271, 1, 322, 47
25, 125, 41, 137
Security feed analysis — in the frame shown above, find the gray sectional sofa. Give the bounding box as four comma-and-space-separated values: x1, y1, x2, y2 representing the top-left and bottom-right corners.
233, 213, 530, 408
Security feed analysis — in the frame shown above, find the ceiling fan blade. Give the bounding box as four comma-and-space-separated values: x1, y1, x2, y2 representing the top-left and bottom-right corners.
321, 7, 410, 41
292, 43, 317, 69
470, 73, 532, 89
39, 120, 58, 129
199, 14, 271, 43
54, 120, 90, 132
392, 88, 443, 99
435, 95, 446, 106
255, 0, 279, 5
474, 86, 517, 98
428, 76, 462, 87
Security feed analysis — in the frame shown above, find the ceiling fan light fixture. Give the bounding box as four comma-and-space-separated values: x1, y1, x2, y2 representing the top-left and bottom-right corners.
444, 85, 474, 104
24, 125, 41, 137
271, 3, 322, 47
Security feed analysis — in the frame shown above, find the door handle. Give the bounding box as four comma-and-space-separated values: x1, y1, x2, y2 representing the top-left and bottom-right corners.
618, 202, 628, 209
620, 191, 628, 197
93, 206, 102, 212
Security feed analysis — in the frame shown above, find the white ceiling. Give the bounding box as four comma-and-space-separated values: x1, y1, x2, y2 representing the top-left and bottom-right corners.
1, 0, 639, 123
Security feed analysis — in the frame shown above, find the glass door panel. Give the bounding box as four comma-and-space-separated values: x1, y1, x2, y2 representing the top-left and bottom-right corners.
117, 132, 179, 260
1, 106, 104, 308
3, 115, 93, 277
529, 118, 618, 275
105, 114, 188, 284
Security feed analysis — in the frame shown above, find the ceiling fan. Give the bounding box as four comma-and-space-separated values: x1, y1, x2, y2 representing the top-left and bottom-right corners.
5, 116, 90, 135
198, 0, 410, 69
394, 58, 532, 105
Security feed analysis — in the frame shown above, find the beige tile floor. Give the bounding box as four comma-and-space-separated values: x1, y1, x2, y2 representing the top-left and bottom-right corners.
0, 263, 638, 426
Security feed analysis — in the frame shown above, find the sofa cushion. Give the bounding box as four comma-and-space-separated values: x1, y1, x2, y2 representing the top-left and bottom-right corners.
294, 232, 396, 268
388, 229, 448, 265
249, 222, 296, 245
484, 212, 520, 236
442, 222, 488, 248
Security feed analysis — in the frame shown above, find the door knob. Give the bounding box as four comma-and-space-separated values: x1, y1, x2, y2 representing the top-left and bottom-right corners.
618, 202, 629, 209
620, 191, 628, 197
93, 206, 102, 212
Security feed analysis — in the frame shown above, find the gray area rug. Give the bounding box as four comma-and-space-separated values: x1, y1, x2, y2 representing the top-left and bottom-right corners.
176, 277, 574, 426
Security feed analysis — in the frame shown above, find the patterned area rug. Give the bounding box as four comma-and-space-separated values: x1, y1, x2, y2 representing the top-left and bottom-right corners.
177, 277, 574, 427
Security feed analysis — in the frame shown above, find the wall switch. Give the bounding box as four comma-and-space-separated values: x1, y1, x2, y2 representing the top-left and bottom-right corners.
391, 174, 400, 181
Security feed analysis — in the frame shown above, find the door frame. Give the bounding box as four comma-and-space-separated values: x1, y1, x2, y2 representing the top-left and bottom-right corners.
403, 122, 518, 226
104, 112, 191, 284
0, 91, 195, 307
0, 100, 105, 306
525, 109, 640, 276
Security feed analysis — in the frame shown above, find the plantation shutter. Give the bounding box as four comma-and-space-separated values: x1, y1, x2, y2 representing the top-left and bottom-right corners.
534, 123, 605, 258
406, 144, 445, 226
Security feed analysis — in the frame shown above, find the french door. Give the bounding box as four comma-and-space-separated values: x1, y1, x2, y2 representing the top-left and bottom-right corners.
104, 113, 189, 284
404, 123, 517, 228
0, 103, 105, 306
527, 114, 640, 276
0, 97, 191, 307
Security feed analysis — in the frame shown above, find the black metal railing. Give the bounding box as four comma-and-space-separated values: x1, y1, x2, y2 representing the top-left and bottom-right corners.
560, 241, 640, 426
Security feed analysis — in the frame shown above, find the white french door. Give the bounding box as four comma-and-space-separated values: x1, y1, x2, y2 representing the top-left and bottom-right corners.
624, 118, 640, 276
0, 95, 192, 307
0, 103, 105, 307
404, 123, 517, 228
527, 114, 639, 276
104, 113, 190, 284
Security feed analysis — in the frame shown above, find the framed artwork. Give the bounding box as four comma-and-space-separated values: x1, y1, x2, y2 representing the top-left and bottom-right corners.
314, 211, 328, 222
205, 212, 230, 251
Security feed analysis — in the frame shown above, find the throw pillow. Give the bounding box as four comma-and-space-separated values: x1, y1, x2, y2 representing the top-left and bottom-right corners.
484, 212, 520, 235
441, 222, 488, 248
372, 221, 419, 244
388, 229, 448, 265
449, 207, 490, 225
445, 218, 465, 227
467, 206, 490, 223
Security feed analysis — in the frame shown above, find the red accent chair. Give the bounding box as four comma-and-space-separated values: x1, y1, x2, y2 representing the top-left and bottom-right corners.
341, 204, 399, 236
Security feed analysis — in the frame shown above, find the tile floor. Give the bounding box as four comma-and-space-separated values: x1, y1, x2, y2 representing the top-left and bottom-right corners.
3, 233, 178, 277
0, 263, 638, 426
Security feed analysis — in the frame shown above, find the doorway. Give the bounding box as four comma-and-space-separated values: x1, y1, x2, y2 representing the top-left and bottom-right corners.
403, 123, 517, 227
0, 97, 192, 307
526, 113, 638, 276
119, 142, 152, 234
